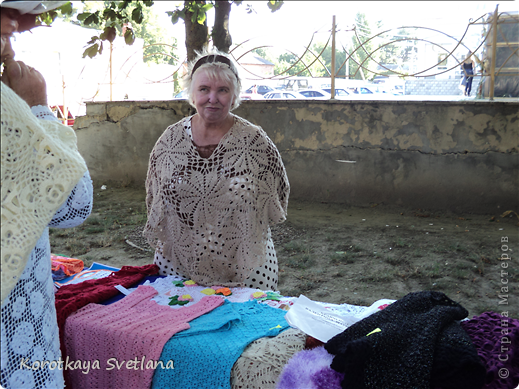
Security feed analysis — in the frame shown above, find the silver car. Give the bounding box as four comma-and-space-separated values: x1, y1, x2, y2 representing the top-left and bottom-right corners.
263, 91, 306, 99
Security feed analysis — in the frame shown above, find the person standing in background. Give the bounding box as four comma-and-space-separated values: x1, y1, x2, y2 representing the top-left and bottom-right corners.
461, 52, 475, 96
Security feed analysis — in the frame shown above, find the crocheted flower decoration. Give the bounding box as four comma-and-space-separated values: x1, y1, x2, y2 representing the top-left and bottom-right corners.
215, 288, 232, 296
178, 294, 193, 302
184, 280, 198, 287
168, 295, 190, 306
265, 291, 281, 301
201, 288, 216, 295
254, 291, 282, 301
251, 291, 267, 299
172, 280, 185, 287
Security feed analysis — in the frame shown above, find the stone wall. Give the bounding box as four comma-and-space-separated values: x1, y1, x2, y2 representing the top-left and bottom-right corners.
74, 99, 518, 213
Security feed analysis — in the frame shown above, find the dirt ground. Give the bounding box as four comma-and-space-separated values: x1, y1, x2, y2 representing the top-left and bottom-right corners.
49, 184, 518, 319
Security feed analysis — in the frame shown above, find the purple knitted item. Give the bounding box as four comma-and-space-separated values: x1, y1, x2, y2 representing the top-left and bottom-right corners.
277, 346, 343, 389
460, 312, 519, 389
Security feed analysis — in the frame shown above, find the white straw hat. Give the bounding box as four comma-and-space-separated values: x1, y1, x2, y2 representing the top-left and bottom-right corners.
0, 1, 68, 15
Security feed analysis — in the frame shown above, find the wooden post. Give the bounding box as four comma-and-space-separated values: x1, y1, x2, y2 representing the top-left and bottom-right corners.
110, 41, 113, 101
331, 15, 336, 99
62, 75, 68, 125
489, 4, 498, 101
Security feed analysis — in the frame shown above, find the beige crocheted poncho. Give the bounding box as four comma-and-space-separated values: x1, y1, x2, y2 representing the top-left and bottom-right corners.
144, 115, 289, 287
1, 84, 87, 306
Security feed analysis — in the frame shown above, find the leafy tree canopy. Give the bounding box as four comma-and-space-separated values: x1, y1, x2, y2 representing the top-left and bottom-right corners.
62, 1, 178, 65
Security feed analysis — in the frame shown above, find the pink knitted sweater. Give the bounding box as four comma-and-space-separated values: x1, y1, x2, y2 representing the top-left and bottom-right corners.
64, 285, 224, 389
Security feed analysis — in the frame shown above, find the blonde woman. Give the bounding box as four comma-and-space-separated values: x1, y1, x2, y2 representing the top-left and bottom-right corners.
145, 50, 289, 291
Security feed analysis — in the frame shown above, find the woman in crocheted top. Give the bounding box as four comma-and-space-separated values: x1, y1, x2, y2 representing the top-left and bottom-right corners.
1, 2, 93, 389
145, 50, 289, 291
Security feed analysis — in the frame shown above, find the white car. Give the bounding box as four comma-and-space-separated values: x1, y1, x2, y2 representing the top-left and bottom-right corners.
298, 89, 332, 99
263, 91, 306, 99
322, 88, 352, 99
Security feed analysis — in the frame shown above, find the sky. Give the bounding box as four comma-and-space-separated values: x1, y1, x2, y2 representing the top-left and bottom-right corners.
5, 0, 518, 112
152, 1, 518, 58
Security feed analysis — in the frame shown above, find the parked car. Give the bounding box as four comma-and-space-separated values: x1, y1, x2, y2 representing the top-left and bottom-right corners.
50, 105, 74, 126
241, 84, 276, 100
298, 89, 331, 99
263, 90, 306, 99
322, 88, 352, 99
355, 86, 377, 95
173, 90, 188, 99
243, 85, 274, 95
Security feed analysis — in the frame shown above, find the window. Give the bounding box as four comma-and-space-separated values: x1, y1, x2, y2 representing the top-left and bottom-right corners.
438, 53, 448, 69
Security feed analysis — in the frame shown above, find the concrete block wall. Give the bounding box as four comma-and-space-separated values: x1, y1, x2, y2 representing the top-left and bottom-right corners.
74, 98, 518, 213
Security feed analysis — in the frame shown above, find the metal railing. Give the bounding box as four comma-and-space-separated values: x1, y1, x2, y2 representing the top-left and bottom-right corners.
64, 6, 518, 114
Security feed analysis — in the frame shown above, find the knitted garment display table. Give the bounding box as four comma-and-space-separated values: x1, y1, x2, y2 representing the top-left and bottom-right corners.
152, 300, 290, 389
64, 285, 224, 389
325, 291, 486, 389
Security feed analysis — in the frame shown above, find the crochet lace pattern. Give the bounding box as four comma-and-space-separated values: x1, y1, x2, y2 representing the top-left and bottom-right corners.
1, 84, 87, 305
144, 115, 289, 287
325, 291, 486, 389
1, 99, 92, 389
460, 311, 519, 389
152, 300, 290, 389
64, 285, 224, 389
231, 328, 307, 389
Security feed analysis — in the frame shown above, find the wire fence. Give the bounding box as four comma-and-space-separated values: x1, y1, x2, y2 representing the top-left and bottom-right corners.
58, 6, 518, 125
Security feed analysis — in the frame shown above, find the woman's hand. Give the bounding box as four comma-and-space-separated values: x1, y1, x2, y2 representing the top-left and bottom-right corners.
1, 58, 48, 107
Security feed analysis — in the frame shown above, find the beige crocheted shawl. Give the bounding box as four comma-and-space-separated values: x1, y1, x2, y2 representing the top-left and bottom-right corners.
144, 115, 289, 286
1, 84, 87, 306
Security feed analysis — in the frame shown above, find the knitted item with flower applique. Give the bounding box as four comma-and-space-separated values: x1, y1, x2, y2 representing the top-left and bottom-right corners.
64, 285, 224, 389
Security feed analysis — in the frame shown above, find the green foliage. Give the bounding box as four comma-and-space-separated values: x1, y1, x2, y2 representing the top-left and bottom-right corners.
275, 51, 326, 77
375, 23, 418, 75
75, 1, 147, 58
34, 2, 74, 27
267, 0, 284, 12
167, 1, 283, 31
71, 1, 178, 65
166, 2, 214, 25
350, 12, 374, 80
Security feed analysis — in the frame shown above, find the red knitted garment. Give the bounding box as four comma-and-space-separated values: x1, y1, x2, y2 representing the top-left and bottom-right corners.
54, 264, 159, 387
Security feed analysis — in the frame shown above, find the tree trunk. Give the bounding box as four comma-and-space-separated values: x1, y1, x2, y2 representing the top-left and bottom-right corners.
212, 0, 232, 53
184, 0, 209, 61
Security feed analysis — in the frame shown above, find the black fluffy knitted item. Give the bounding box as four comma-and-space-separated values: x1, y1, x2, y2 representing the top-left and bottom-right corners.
324, 291, 486, 389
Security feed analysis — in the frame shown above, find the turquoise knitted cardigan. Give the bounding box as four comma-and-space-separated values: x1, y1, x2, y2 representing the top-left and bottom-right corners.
151, 300, 289, 389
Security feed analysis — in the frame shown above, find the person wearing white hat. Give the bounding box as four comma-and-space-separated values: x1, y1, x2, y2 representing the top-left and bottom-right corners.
1, 2, 93, 388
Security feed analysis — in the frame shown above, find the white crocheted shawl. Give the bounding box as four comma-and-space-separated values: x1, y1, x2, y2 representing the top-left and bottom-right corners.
144, 115, 289, 286
1, 84, 87, 305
